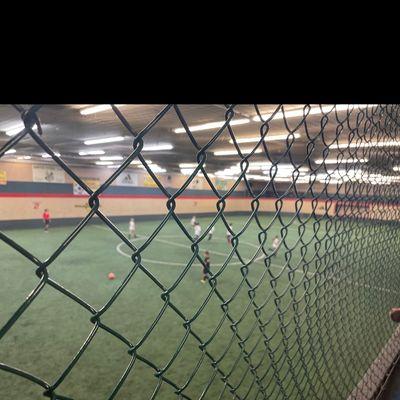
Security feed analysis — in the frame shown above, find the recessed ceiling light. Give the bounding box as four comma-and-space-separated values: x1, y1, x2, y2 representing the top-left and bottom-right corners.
84, 136, 125, 145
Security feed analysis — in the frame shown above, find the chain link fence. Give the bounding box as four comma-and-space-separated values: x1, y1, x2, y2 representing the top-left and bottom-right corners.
1, 104, 400, 399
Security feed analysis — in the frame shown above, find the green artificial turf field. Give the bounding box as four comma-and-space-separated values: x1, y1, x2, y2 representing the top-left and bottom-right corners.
0, 214, 399, 399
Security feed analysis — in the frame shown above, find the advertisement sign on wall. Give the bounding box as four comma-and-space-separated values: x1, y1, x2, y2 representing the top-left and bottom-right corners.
32, 165, 66, 183
143, 174, 158, 188
0, 170, 7, 185
115, 171, 139, 187
73, 178, 101, 195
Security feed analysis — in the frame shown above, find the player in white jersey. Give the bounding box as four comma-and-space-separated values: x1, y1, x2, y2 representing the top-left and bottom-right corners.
226, 223, 233, 245
269, 235, 281, 256
129, 218, 136, 239
190, 216, 197, 227
194, 222, 201, 240
208, 225, 215, 241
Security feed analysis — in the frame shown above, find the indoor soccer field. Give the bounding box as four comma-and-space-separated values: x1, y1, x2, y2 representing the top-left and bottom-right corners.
1, 104, 400, 400
1, 214, 398, 399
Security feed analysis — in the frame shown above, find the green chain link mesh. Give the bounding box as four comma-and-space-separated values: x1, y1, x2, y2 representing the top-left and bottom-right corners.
1, 104, 400, 399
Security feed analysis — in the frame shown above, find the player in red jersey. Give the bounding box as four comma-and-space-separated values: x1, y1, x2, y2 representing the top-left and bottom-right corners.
42, 209, 51, 232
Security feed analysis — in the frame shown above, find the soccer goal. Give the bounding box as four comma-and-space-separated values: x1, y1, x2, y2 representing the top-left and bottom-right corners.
0, 104, 399, 400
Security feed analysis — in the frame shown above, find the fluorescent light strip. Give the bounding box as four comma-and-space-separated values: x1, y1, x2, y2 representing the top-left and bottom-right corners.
142, 144, 173, 151
214, 148, 263, 156
230, 133, 301, 144
245, 174, 269, 181
253, 104, 377, 122
99, 156, 123, 161
137, 163, 166, 173
3, 124, 25, 137
314, 158, 368, 165
80, 104, 126, 115
96, 161, 114, 165
84, 136, 125, 145
5, 149, 16, 154
150, 165, 166, 173
179, 163, 206, 168
131, 159, 152, 165
42, 152, 61, 158
174, 118, 250, 134
332, 140, 400, 149
79, 150, 105, 156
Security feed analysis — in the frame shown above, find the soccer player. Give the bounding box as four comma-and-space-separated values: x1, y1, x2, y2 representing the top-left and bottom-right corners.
42, 209, 51, 232
190, 215, 197, 227
194, 221, 201, 241
269, 235, 281, 256
201, 250, 211, 283
226, 223, 233, 245
208, 225, 215, 241
128, 218, 136, 239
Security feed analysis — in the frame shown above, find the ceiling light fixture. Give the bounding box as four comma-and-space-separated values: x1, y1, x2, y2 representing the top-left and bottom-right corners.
253, 104, 378, 122
213, 148, 263, 156
131, 159, 152, 165
99, 156, 123, 161
80, 105, 126, 115
174, 118, 250, 134
96, 161, 114, 165
331, 140, 400, 149
142, 144, 173, 151
2, 123, 25, 137
5, 149, 16, 154
314, 158, 368, 164
179, 163, 205, 168
84, 136, 125, 146
79, 150, 106, 156
42, 152, 61, 158
229, 133, 301, 144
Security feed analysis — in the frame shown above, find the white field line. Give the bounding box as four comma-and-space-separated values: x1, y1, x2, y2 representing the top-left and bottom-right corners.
92, 225, 395, 295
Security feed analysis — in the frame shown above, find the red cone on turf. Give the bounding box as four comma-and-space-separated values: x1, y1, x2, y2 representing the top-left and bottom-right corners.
108, 272, 116, 280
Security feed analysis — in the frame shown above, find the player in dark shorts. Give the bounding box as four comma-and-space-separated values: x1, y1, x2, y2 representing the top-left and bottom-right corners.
42, 209, 51, 232
201, 251, 211, 284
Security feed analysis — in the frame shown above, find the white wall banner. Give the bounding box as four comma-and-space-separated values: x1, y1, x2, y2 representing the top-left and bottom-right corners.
32, 165, 66, 183
73, 178, 101, 195
115, 171, 139, 187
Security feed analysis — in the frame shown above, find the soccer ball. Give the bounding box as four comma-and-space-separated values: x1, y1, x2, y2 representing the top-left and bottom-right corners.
389, 307, 400, 322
